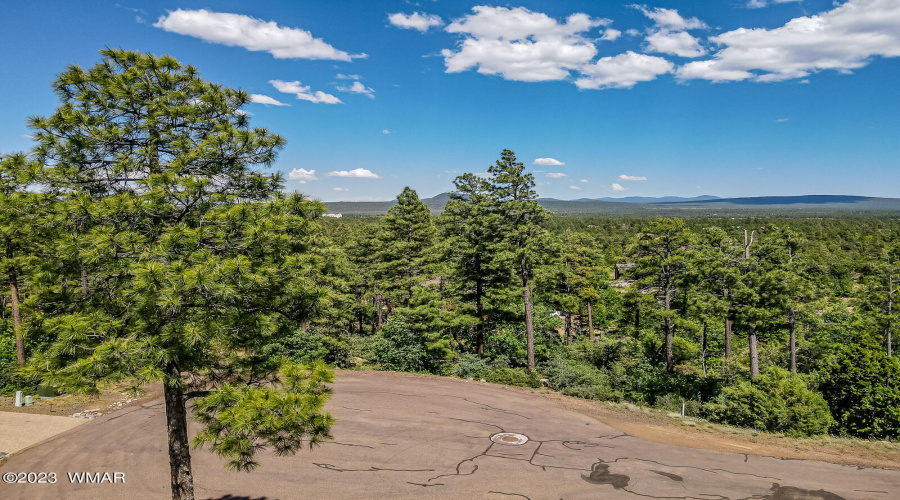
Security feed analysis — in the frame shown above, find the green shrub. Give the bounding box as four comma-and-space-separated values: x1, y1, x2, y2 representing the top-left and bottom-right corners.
347, 335, 377, 363
373, 315, 452, 374
0, 361, 38, 396
819, 341, 900, 440
452, 353, 489, 379
262, 330, 351, 368
483, 367, 540, 388
539, 358, 620, 401
704, 367, 833, 437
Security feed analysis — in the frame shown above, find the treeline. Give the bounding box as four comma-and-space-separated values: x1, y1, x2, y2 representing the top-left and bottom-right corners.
3, 49, 900, 478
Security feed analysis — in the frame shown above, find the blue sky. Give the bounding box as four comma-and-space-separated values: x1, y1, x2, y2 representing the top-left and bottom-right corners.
2, 0, 898, 201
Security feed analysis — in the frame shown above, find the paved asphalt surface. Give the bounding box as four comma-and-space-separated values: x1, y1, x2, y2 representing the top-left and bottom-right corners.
3, 371, 899, 499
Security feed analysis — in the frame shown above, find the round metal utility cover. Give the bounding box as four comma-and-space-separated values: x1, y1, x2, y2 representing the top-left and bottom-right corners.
490, 432, 529, 446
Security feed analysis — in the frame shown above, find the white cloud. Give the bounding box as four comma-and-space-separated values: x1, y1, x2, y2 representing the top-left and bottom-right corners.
533, 157, 565, 166
441, 6, 607, 82
619, 174, 647, 181
333, 187, 349, 192
388, 12, 444, 32
631, 6, 707, 31
601, 28, 622, 41
546, 172, 568, 178
288, 168, 317, 183
576, 51, 674, 89
382, 129, 391, 134
645, 30, 707, 58
336, 73, 361, 80
154, 9, 364, 61
270, 80, 342, 104
580, 179, 588, 183
626, 29, 642, 37
326, 168, 380, 178
748, 0, 803, 9
234, 109, 251, 116
678, 0, 900, 83
569, 185, 581, 190
633, 6, 707, 58
776, 118, 790, 122
337, 81, 375, 98
249, 94, 289, 106
611, 183, 627, 191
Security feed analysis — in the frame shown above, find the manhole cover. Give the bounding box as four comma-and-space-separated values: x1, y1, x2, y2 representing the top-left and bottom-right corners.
490, 433, 529, 446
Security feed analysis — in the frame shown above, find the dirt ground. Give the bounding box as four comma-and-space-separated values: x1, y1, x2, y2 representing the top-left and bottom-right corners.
0, 383, 163, 418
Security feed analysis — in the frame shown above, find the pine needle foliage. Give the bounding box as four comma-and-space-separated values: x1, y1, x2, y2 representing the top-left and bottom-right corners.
24, 49, 332, 500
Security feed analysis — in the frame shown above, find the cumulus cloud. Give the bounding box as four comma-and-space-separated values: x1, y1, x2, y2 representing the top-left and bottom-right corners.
388, 12, 444, 32
611, 183, 627, 191
337, 81, 375, 98
569, 185, 581, 190
333, 187, 349, 192
336, 73, 361, 80
533, 157, 565, 166
645, 30, 706, 58
326, 168, 380, 178
619, 174, 647, 181
154, 9, 364, 60
382, 129, 391, 134
633, 6, 707, 58
249, 94, 289, 106
601, 28, 622, 41
580, 179, 588, 183
678, 0, 900, 83
288, 168, 317, 183
270, 80, 342, 104
441, 6, 608, 82
631, 5, 707, 31
576, 51, 674, 89
748, 0, 802, 8
546, 172, 568, 178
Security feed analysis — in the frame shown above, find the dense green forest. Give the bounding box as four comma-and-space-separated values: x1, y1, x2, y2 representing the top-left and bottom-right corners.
2, 48, 899, 500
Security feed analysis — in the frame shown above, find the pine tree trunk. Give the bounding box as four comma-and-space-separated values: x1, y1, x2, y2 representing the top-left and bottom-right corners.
701, 322, 708, 378
789, 309, 797, 373
565, 312, 572, 346
664, 316, 674, 372
163, 364, 195, 500
80, 262, 88, 296
724, 315, 732, 360
523, 261, 535, 373
8, 266, 24, 366
376, 294, 383, 331
749, 329, 759, 380
476, 277, 484, 358
664, 289, 674, 372
587, 302, 594, 340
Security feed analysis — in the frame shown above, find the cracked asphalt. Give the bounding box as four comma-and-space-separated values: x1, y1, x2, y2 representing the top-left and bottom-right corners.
3, 370, 899, 499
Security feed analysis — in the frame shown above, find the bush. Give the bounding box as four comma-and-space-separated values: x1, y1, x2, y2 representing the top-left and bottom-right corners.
704, 367, 833, 437
539, 358, 620, 401
0, 361, 38, 396
482, 367, 540, 388
452, 354, 490, 379
819, 341, 900, 440
373, 315, 452, 374
347, 335, 377, 363
262, 330, 351, 368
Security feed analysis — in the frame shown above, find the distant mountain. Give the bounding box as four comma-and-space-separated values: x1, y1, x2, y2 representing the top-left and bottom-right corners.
323, 193, 900, 217
591, 195, 722, 203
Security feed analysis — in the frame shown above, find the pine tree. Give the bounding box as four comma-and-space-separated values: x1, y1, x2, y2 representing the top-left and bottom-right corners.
376, 187, 436, 311
488, 150, 550, 372
440, 173, 507, 357
629, 218, 691, 372
26, 49, 332, 500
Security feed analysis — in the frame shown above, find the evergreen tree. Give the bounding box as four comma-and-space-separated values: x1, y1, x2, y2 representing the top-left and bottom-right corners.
27, 49, 332, 500
440, 173, 507, 357
629, 218, 691, 372
376, 187, 436, 311
488, 150, 550, 372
